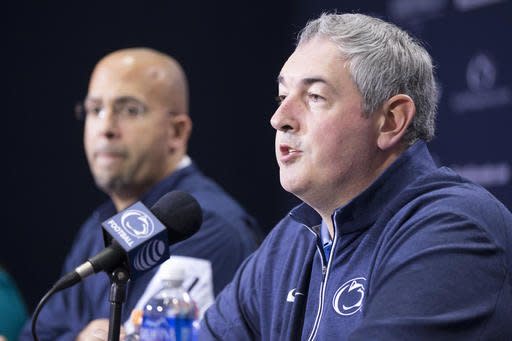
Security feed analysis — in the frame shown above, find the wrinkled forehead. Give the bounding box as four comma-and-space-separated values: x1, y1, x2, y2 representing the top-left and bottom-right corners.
279, 37, 349, 88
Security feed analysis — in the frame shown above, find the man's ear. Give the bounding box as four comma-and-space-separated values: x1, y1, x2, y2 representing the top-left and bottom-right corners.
377, 94, 415, 150
168, 114, 192, 152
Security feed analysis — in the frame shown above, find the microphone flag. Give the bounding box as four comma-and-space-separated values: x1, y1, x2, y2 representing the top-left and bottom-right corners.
101, 201, 170, 279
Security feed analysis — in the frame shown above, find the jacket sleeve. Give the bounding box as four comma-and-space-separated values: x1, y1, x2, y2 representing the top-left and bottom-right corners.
19, 265, 85, 341
170, 209, 258, 296
349, 200, 511, 340
19, 220, 105, 341
19, 291, 82, 341
199, 249, 262, 340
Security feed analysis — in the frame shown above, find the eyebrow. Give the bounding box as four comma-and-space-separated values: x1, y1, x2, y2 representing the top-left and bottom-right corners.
84, 95, 144, 104
277, 75, 330, 87
114, 96, 145, 104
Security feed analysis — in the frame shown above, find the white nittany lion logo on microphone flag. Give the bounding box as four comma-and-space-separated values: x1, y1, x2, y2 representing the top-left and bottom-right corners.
120, 209, 155, 238
102, 201, 169, 279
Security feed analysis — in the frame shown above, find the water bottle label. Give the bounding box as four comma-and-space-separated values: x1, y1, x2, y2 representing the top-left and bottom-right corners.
140, 316, 195, 341
167, 317, 194, 341
140, 327, 171, 341
140, 316, 171, 341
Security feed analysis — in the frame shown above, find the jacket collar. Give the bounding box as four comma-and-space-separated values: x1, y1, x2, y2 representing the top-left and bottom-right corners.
289, 141, 437, 234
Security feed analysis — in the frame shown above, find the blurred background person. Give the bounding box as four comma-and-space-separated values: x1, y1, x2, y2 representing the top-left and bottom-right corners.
0, 265, 27, 341
20, 47, 261, 340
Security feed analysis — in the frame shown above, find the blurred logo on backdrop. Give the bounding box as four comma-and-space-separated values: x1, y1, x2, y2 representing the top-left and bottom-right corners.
386, 0, 448, 30
449, 52, 512, 113
451, 163, 511, 188
386, 0, 507, 27
453, 0, 507, 12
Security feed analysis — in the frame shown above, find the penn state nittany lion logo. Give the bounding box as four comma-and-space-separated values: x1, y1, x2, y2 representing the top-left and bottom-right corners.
120, 209, 155, 239
332, 277, 366, 316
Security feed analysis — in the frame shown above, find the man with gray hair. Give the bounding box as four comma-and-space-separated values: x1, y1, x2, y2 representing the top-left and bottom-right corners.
200, 12, 512, 340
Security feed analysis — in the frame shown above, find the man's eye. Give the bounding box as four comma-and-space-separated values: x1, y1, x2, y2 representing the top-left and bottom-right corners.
86, 106, 102, 115
126, 105, 142, 116
308, 93, 324, 102
119, 104, 143, 117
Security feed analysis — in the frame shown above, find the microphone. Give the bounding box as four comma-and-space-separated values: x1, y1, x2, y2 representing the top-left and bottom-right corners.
53, 190, 202, 292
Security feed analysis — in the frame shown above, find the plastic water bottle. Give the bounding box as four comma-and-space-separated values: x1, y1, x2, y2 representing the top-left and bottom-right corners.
139, 266, 198, 341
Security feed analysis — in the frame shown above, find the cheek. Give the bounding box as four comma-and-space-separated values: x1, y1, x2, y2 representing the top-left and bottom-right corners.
274, 133, 280, 156
310, 119, 372, 168
310, 122, 344, 156
83, 125, 94, 155
132, 126, 168, 157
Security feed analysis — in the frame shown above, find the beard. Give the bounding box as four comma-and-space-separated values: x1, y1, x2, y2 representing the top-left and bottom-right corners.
93, 171, 131, 195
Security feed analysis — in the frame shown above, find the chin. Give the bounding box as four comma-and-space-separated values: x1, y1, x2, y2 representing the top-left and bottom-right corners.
280, 177, 307, 198
94, 174, 119, 191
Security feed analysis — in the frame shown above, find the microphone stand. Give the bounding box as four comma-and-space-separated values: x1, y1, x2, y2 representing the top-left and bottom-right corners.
108, 267, 130, 341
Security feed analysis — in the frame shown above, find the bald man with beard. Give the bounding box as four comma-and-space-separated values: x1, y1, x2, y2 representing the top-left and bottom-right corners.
21, 48, 260, 341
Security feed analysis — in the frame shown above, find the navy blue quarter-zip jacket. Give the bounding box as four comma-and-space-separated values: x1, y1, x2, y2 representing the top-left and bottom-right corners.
201, 142, 512, 340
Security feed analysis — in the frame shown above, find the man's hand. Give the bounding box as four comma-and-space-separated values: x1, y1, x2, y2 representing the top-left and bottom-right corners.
75, 319, 126, 341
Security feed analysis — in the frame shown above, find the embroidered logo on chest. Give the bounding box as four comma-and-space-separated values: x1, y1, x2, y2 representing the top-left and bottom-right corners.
332, 277, 366, 316
286, 288, 305, 303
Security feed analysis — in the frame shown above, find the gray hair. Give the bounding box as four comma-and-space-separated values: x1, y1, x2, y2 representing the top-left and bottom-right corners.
298, 13, 438, 144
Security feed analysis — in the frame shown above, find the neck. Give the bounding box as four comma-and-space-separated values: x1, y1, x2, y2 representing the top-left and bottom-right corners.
110, 190, 144, 211
315, 146, 406, 238
108, 154, 190, 211
321, 214, 335, 238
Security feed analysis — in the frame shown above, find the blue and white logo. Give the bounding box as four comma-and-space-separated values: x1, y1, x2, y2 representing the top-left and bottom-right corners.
449, 52, 512, 113
102, 202, 169, 279
133, 239, 166, 271
120, 209, 155, 239
332, 277, 366, 316
466, 53, 496, 92
286, 288, 304, 303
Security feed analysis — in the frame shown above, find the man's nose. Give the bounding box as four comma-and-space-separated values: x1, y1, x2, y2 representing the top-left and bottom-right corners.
270, 96, 299, 133
95, 107, 120, 138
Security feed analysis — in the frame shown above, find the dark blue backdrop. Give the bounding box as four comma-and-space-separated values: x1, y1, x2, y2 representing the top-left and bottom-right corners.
5, 0, 511, 312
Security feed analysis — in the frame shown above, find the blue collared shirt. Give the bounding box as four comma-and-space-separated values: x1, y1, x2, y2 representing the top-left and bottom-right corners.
320, 220, 333, 262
